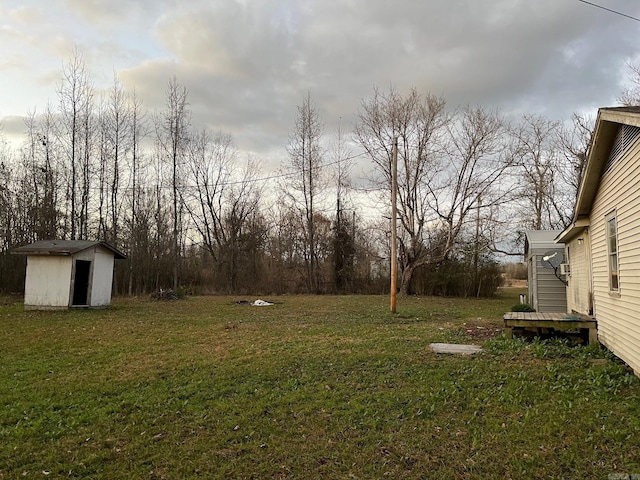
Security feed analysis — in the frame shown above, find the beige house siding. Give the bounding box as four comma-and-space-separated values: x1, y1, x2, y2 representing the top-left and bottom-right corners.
590, 135, 640, 375
565, 231, 592, 315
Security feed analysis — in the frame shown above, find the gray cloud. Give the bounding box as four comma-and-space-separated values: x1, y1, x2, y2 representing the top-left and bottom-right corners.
2, 0, 640, 164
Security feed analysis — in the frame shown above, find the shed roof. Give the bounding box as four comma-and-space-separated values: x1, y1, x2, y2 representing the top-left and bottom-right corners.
12, 240, 126, 259
525, 230, 563, 253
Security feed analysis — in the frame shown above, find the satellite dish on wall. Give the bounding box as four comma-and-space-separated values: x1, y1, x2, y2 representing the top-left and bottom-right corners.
541, 250, 563, 269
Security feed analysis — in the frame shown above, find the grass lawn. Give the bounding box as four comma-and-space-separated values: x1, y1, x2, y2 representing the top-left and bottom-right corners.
1, 289, 639, 479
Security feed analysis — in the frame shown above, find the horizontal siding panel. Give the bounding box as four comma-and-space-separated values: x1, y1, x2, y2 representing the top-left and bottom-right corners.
600, 335, 640, 360
620, 260, 640, 270
619, 274, 639, 289
605, 174, 639, 206
599, 340, 640, 374
537, 283, 566, 290
599, 330, 640, 372
598, 326, 639, 352
590, 135, 640, 375
533, 254, 567, 313
601, 300, 640, 319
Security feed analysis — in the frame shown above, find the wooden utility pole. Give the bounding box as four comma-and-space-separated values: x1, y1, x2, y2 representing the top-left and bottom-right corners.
474, 195, 482, 297
390, 137, 398, 313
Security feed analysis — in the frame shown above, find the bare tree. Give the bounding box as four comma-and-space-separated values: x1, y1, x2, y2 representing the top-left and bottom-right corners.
557, 113, 593, 196
283, 92, 325, 293
0, 130, 27, 294
431, 105, 513, 293
57, 48, 94, 239
511, 114, 570, 230
185, 129, 266, 292
0, 127, 14, 249
21, 110, 58, 240
219, 157, 265, 292
356, 89, 513, 294
126, 88, 147, 295
156, 77, 191, 290
78, 83, 93, 239
185, 129, 233, 263
39, 106, 60, 239
331, 122, 355, 291
263, 200, 305, 293
619, 62, 640, 106
149, 143, 173, 291
355, 87, 448, 294
104, 74, 131, 246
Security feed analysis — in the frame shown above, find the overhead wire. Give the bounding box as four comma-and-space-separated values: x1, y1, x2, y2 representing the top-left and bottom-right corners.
577, 0, 640, 22
84, 144, 387, 192
199, 147, 379, 189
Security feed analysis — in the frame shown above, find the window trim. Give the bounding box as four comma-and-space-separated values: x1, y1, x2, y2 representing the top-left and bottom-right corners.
606, 211, 619, 293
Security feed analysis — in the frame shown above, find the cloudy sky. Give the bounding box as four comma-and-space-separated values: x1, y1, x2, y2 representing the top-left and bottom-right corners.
1, 0, 640, 166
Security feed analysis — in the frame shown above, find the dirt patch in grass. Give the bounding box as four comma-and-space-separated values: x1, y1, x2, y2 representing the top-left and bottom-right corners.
461, 321, 504, 341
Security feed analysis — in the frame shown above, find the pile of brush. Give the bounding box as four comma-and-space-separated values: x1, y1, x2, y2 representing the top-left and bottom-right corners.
150, 289, 179, 301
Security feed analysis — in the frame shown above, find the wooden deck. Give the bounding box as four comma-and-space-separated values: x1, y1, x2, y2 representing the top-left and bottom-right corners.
503, 312, 598, 344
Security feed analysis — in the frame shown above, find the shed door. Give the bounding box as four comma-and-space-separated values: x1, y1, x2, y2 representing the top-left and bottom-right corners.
72, 260, 91, 306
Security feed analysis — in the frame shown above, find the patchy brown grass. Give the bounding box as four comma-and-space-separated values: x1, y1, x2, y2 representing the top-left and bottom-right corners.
1, 291, 639, 479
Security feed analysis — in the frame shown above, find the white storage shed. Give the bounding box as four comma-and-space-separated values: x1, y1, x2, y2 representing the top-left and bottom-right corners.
13, 240, 126, 310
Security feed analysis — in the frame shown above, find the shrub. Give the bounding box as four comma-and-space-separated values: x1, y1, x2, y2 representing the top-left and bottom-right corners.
410, 256, 503, 297
511, 303, 535, 312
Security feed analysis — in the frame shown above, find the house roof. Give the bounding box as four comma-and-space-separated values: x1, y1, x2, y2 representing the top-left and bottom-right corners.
12, 240, 126, 259
575, 107, 640, 218
558, 106, 640, 243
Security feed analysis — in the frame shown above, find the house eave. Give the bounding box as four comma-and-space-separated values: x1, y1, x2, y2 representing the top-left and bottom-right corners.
573, 107, 640, 220
556, 218, 590, 244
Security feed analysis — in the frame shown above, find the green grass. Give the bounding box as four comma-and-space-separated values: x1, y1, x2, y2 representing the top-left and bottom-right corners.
1, 289, 639, 479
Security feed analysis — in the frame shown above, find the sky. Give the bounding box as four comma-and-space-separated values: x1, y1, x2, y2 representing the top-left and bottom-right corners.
1, 0, 640, 168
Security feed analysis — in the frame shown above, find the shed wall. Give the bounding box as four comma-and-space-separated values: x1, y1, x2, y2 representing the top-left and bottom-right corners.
590, 133, 640, 375
527, 255, 536, 308
527, 247, 567, 313
24, 256, 72, 308
90, 247, 115, 306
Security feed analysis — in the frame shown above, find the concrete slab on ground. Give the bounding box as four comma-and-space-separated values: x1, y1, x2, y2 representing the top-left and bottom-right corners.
429, 343, 482, 355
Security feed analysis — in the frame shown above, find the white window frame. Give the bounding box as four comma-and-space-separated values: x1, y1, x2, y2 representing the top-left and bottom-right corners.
606, 212, 619, 292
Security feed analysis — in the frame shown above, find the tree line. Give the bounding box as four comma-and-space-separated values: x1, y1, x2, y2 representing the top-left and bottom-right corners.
0, 50, 597, 297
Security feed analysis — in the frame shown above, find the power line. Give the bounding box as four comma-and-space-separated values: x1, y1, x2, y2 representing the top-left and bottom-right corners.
81, 146, 382, 192
577, 0, 640, 22
177, 147, 376, 190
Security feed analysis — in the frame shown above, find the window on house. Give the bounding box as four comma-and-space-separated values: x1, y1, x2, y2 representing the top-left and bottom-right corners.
607, 214, 619, 291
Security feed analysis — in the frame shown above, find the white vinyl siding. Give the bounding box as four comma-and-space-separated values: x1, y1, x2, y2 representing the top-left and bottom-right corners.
565, 231, 592, 315
74, 245, 116, 307
528, 251, 567, 312
90, 247, 115, 306
590, 130, 640, 375
24, 256, 73, 308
